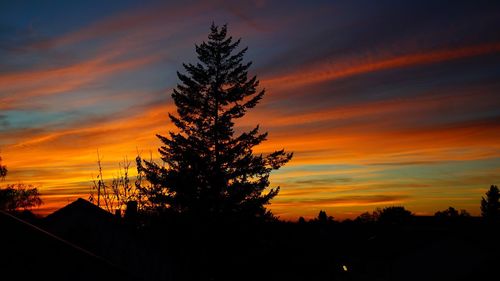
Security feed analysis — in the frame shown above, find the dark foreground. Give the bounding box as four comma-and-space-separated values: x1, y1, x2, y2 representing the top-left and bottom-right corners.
1, 206, 499, 281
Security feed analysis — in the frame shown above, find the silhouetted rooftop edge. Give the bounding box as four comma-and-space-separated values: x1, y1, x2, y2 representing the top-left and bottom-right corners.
0, 210, 130, 281
45, 197, 114, 221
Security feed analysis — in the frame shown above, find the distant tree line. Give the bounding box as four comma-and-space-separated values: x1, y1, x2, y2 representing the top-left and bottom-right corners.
352, 206, 413, 225
435, 206, 470, 218
296, 188, 500, 226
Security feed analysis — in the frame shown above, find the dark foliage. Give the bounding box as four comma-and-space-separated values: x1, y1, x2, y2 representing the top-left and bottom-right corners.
315, 210, 335, 223
318, 210, 328, 221
481, 185, 500, 221
375, 206, 413, 225
435, 206, 470, 218
0, 184, 42, 212
0, 157, 42, 212
0, 156, 6, 180
354, 207, 414, 225
137, 24, 292, 222
354, 211, 378, 224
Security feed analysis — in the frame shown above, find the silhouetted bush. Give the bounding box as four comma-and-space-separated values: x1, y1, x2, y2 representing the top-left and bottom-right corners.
313, 210, 335, 224
435, 206, 470, 218
354, 211, 378, 224
0, 157, 42, 212
0, 184, 42, 212
375, 206, 413, 225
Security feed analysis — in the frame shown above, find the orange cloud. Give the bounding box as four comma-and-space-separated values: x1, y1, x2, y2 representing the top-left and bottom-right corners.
1, 102, 179, 215
270, 194, 408, 220
241, 86, 495, 129
273, 195, 408, 208
249, 114, 500, 169
0, 52, 160, 109
263, 42, 500, 91
4, 99, 498, 217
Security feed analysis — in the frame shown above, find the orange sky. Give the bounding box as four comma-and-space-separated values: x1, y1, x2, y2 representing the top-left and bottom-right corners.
1, 1, 500, 219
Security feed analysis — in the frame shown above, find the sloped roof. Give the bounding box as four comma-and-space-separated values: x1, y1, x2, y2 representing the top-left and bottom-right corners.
45, 197, 114, 222
0, 210, 130, 281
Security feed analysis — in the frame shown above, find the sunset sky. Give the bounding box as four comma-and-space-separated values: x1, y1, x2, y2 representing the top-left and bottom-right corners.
1, 0, 499, 219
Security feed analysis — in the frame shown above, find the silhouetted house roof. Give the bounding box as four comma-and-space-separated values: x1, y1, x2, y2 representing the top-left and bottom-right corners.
44, 198, 116, 246
43, 198, 175, 281
45, 197, 115, 223
42, 198, 161, 280
43, 198, 121, 263
0, 210, 129, 281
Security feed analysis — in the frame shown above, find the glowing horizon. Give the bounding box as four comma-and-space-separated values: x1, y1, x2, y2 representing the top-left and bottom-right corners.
1, 0, 499, 220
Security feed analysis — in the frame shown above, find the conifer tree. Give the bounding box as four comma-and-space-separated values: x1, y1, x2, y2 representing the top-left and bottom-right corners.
481, 185, 500, 221
137, 24, 292, 221
0, 155, 7, 180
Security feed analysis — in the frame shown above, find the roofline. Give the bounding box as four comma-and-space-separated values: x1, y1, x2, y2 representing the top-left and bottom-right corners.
1, 210, 120, 269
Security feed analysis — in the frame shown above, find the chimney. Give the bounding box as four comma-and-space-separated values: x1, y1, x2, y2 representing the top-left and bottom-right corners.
115, 209, 122, 218
124, 201, 137, 222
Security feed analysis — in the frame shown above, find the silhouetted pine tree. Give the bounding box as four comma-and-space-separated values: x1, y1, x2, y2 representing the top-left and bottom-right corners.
481, 185, 500, 221
137, 24, 292, 222
0, 155, 7, 180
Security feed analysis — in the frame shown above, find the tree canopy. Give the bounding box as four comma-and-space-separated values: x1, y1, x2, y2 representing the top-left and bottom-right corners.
0, 155, 42, 212
0, 184, 42, 212
434, 206, 470, 218
481, 185, 500, 221
376, 206, 413, 225
137, 24, 292, 222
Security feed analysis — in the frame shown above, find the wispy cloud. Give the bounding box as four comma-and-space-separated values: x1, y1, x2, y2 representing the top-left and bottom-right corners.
274, 195, 409, 207
263, 42, 500, 92
0, 53, 161, 109
1, 0, 499, 219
